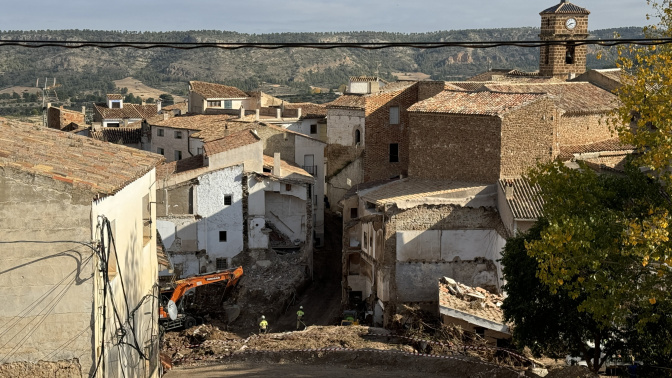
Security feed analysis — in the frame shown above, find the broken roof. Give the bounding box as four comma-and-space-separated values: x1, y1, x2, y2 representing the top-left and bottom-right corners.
189, 80, 248, 99
439, 278, 509, 334
408, 90, 546, 116
0, 122, 164, 197
499, 178, 544, 220
481, 82, 618, 115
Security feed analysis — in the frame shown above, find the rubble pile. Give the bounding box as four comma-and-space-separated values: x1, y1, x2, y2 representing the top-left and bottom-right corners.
440, 277, 505, 322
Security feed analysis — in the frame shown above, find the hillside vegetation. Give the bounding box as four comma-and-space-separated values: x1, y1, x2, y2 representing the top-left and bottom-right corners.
0, 27, 642, 115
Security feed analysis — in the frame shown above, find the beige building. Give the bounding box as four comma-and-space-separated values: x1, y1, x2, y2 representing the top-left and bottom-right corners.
188, 81, 253, 114
0, 121, 164, 377
93, 94, 160, 128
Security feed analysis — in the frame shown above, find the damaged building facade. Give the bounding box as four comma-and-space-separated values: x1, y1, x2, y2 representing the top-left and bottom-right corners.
155, 127, 315, 279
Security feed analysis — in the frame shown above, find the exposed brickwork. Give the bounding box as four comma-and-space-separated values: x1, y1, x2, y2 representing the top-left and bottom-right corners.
326, 144, 362, 178
47, 106, 85, 131
408, 113, 501, 182
539, 13, 589, 78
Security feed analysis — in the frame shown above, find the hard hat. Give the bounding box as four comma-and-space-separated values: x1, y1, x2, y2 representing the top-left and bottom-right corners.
300, 306, 303, 309
261, 315, 265, 319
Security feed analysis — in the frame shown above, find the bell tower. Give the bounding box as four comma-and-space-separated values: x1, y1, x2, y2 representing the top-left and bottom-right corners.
539, 0, 590, 79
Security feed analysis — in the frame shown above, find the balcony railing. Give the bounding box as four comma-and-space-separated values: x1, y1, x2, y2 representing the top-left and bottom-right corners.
302, 165, 317, 176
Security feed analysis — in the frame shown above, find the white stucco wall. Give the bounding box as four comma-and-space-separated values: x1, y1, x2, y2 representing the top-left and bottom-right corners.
196, 165, 244, 266
349, 82, 370, 94
327, 108, 365, 146
157, 216, 198, 252
396, 229, 505, 264
265, 190, 307, 243
208, 140, 263, 173
294, 136, 326, 244
91, 169, 159, 378
150, 125, 195, 162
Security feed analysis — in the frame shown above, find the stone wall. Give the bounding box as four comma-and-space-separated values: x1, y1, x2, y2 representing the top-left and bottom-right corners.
408, 113, 501, 182
257, 126, 296, 161
0, 167, 94, 376
539, 14, 589, 78
558, 113, 611, 147
500, 97, 557, 177
47, 107, 84, 130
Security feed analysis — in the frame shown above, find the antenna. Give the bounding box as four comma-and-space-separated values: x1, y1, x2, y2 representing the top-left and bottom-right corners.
36, 77, 62, 127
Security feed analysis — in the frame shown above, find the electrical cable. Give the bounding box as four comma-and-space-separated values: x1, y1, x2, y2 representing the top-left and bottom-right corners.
0, 38, 669, 50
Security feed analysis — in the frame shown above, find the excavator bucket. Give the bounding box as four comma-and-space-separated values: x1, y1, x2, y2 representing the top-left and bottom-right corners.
224, 304, 241, 323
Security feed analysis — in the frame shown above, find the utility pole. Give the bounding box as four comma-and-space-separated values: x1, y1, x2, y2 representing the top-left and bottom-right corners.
36, 77, 60, 127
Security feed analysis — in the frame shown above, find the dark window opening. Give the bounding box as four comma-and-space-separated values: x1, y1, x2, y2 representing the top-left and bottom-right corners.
107, 123, 120, 128
544, 47, 550, 65
175, 131, 182, 139
188, 187, 194, 214
474, 327, 485, 338
216, 258, 227, 270
219, 231, 227, 242
224, 195, 232, 206
389, 143, 399, 163
355, 129, 361, 144
350, 207, 358, 219
285, 184, 292, 191
310, 124, 317, 134
111, 101, 121, 109
565, 43, 575, 64
157, 128, 164, 137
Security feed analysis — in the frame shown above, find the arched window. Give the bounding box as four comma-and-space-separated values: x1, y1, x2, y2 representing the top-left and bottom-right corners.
565, 42, 575, 65
355, 129, 361, 144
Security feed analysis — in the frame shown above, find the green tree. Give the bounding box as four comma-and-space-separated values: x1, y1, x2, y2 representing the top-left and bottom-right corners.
159, 93, 174, 106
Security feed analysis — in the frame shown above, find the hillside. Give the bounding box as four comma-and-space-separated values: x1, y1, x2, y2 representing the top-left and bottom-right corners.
0, 27, 642, 114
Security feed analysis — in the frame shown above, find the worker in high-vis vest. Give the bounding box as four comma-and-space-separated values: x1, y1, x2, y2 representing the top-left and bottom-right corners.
296, 306, 305, 330
259, 315, 268, 334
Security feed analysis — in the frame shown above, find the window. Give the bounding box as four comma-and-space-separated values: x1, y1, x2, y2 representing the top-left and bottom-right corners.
175, 150, 182, 160
157, 128, 164, 137
107, 123, 120, 128
196, 147, 203, 155
111, 101, 121, 109
565, 42, 575, 64
174, 131, 182, 139
350, 207, 358, 219
389, 106, 400, 125
224, 195, 232, 206
224, 100, 233, 109
285, 184, 292, 191
544, 46, 550, 65
310, 124, 318, 134
389, 143, 399, 163
363, 231, 368, 249
207, 100, 221, 107
355, 129, 361, 144
216, 258, 227, 270
219, 231, 227, 242
157, 147, 164, 155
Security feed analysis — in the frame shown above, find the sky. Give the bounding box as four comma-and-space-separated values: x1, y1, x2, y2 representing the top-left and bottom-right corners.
0, 0, 651, 34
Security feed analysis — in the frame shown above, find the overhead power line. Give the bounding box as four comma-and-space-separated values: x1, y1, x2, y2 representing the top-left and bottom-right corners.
0, 38, 670, 50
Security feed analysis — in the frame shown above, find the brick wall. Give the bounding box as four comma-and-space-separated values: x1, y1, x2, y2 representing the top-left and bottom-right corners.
539, 14, 589, 78
363, 84, 418, 181
408, 113, 502, 183
256, 126, 296, 160
500, 97, 557, 177
47, 107, 85, 130
558, 113, 612, 146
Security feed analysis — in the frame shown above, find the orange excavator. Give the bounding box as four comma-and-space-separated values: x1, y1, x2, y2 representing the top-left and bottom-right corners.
159, 266, 243, 331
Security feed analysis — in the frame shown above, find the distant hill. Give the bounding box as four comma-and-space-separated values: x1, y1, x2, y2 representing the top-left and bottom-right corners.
0, 27, 642, 115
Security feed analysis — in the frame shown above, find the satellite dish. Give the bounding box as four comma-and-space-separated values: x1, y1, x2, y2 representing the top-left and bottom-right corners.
166, 300, 178, 321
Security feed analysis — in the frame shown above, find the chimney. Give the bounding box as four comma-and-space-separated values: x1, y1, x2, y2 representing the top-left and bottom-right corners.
276, 108, 282, 119
239, 105, 245, 119
163, 113, 170, 121
81, 106, 86, 115
142, 100, 146, 106
504, 180, 514, 200
156, 100, 162, 114
255, 109, 260, 121
123, 119, 129, 127
297, 107, 302, 119
47, 102, 52, 109
273, 152, 282, 176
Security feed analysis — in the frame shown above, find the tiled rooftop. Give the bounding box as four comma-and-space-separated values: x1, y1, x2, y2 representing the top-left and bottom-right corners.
499, 178, 544, 220
94, 103, 159, 120
156, 154, 206, 181
359, 178, 491, 206
540, 1, 590, 14
349, 76, 379, 82
558, 138, 634, 160
408, 90, 545, 116
593, 68, 623, 84
203, 129, 260, 156
282, 102, 327, 119
439, 279, 508, 330
189, 80, 248, 99
106, 94, 123, 100
151, 114, 238, 132
327, 95, 366, 110
262, 155, 313, 179
0, 122, 164, 196
482, 82, 618, 115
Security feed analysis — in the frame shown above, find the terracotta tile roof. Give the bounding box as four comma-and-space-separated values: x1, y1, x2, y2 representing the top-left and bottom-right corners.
156, 154, 205, 181
408, 90, 546, 116
0, 122, 164, 196
349, 76, 379, 82
327, 95, 366, 110
282, 102, 327, 119
262, 155, 313, 179
90, 126, 142, 144
189, 80, 248, 99
150, 114, 237, 131
540, 1, 590, 14
447, 81, 493, 91
359, 178, 492, 206
444, 82, 467, 91
482, 82, 618, 115
162, 102, 188, 113
499, 178, 544, 220
558, 138, 634, 159
94, 103, 159, 120
378, 81, 415, 94
439, 279, 509, 332
203, 129, 260, 156
106, 94, 123, 100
